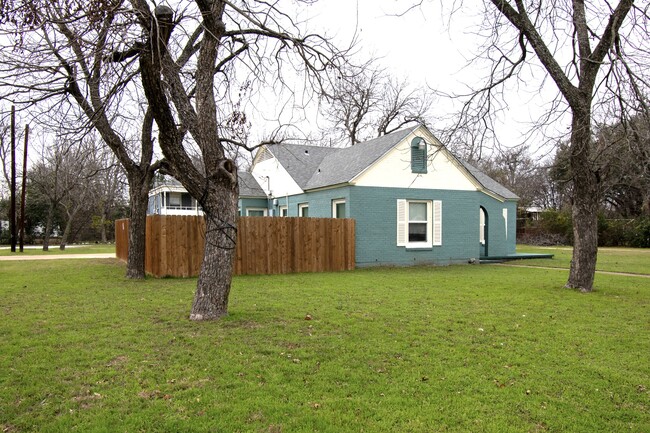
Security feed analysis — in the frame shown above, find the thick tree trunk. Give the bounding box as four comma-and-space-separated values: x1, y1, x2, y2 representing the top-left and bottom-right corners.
126, 176, 149, 279
190, 182, 238, 321
566, 109, 599, 292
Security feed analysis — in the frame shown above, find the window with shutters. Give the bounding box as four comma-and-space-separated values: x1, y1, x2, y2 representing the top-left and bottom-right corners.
410, 137, 427, 174
397, 199, 442, 248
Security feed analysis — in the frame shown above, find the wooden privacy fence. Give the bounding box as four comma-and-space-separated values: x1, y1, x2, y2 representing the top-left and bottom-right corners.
115, 215, 355, 277
115, 219, 129, 261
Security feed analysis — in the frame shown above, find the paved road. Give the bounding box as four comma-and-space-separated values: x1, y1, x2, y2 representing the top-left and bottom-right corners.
0, 253, 115, 261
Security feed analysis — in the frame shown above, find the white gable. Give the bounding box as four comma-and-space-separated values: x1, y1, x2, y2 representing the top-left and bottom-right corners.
352, 127, 478, 191
251, 147, 303, 197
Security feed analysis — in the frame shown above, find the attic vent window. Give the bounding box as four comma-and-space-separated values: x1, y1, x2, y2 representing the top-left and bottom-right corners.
410, 137, 427, 174
257, 147, 272, 163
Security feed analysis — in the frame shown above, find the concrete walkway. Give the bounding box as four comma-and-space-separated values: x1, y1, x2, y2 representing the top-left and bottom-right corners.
496, 263, 650, 279
0, 253, 115, 261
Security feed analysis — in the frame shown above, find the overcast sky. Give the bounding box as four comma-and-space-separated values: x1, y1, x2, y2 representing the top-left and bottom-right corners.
241, 0, 561, 156
303, 0, 471, 89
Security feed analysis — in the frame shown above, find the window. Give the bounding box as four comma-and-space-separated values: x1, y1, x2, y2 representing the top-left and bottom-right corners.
397, 199, 442, 248
279, 205, 288, 217
408, 202, 427, 242
298, 203, 309, 217
181, 193, 193, 208
246, 208, 267, 217
167, 192, 181, 208
332, 199, 346, 218
410, 137, 427, 174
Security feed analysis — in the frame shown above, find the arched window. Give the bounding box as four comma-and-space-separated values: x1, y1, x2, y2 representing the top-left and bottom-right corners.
410, 137, 427, 174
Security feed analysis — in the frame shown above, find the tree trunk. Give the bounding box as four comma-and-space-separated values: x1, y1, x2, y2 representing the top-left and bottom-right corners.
59, 204, 81, 250
189, 182, 238, 321
100, 212, 108, 243
59, 215, 73, 250
126, 175, 149, 279
42, 202, 54, 251
566, 109, 599, 292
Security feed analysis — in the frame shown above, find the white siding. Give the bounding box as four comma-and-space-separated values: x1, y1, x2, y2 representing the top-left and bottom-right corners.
353, 129, 477, 191
251, 156, 303, 197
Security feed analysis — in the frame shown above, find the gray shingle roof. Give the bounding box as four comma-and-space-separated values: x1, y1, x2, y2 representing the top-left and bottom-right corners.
265, 144, 338, 189
458, 160, 519, 200
305, 126, 419, 189
238, 171, 266, 197
262, 125, 518, 201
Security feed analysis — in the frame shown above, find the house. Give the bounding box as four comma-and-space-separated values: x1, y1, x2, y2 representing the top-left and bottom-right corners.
148, 124, 520, 265
147, 173, 269, 216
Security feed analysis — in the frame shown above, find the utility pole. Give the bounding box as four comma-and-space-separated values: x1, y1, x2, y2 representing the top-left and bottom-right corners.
9, 106, 16, 253
19, 124, 29, 252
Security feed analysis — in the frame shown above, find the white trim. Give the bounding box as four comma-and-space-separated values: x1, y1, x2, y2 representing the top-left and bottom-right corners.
397, 199, 439, 249
332, 199, 346, 218
279, 205, 288, 217
246, 208, 268, 217
298, 203, 309, 217
478, 206, 485, 245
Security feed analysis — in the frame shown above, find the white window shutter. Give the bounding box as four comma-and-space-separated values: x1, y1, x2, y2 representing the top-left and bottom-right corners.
396, 199, 407, 246
433, 200, 442, 246
427, 200, 433, 244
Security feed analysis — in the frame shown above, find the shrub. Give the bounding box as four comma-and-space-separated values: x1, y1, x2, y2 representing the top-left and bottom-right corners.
519, 210, 650, 248
630, 217, 650, 248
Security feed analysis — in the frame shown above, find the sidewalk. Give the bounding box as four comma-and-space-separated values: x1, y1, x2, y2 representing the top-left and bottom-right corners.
497, 263, 650, 278
0, 253, 115, 261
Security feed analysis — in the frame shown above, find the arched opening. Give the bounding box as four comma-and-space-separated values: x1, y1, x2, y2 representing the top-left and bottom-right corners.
480, 206, 489, 258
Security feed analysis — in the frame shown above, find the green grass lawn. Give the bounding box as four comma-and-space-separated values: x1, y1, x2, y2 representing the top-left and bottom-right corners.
516, 245, 650, 275
0, 244, 115, 256
1, 256, 648, 432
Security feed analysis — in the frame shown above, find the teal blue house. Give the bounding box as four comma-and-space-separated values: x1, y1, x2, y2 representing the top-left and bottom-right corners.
245, 124, 519, 266
149, 124, 519, 266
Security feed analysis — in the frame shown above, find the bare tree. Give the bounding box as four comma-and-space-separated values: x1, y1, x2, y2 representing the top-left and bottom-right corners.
439, 0, 646, 292
321, 65, 434, 146
29, 136, 101, 250
322, 67, 382, 145
127, 1, 348, 320
0, 117, 11, 199
474, 147, 548, 209
550, 114, 650, 217
0, 0, 162, 277
93, 153, 126, 243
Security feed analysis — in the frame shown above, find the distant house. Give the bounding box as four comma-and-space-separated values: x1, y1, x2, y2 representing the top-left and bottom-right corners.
147, 178, 203, 216
148, 124, 520, 265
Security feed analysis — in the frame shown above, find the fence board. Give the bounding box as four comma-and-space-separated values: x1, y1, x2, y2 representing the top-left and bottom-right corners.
115, 219, 129, 261
115, 215, 354, 277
